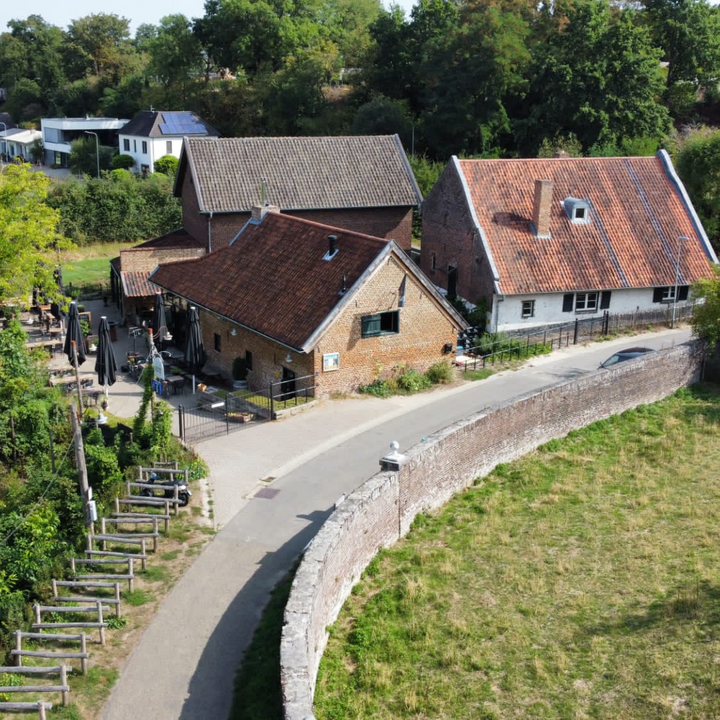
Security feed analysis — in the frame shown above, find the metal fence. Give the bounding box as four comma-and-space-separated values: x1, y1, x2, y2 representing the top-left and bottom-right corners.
459, 304, 694, 372
177, 373, 317, 443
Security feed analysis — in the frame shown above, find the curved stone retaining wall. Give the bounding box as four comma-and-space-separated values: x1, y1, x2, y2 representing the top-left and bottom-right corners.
281, 343, 703, 719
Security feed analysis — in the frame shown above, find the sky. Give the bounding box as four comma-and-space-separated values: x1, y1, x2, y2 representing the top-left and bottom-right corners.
0, 0, 416, 35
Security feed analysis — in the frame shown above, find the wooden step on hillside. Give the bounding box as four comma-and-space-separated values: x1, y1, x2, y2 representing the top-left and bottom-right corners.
73, 573, 134, 592
53, 596, 121, 618
32, 601, 107, 645
0, 701, 53, 719
12, 630, 89, 675
0, 662, 70, 706
88, 532, 157, 552
86, 548, 147, 570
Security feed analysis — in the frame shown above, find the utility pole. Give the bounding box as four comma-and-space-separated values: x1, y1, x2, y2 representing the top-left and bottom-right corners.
70, 403, 92, 529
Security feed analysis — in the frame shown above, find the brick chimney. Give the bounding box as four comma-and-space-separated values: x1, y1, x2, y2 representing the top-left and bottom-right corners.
532, 179, 553, 238
251, 205, 280, 221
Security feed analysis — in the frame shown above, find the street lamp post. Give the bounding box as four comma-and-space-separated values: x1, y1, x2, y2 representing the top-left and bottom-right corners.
0, 121, 6, 167
84, 130, 100, 179
672, 236, 689, 329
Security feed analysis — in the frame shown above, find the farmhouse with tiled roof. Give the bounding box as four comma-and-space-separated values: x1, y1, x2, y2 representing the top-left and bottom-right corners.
175, 135, 422, 251
150, 208, 465, 397
421, 151, 718, 332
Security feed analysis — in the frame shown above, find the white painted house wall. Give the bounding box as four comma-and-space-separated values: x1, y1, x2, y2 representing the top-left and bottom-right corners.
492, 287, 690, 332
118, 134, 182, 174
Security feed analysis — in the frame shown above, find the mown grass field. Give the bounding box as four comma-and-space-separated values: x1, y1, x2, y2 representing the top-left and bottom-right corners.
314, 385, 720, 719
60, 242, 135, 289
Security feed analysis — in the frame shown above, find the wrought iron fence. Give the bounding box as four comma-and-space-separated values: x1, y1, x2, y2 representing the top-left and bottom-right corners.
177, 373, 317, 443
459, 303, 694, 372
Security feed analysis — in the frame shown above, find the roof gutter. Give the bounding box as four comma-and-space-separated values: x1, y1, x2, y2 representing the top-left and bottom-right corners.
207, 210, 213, 253
453, 156, 502, 295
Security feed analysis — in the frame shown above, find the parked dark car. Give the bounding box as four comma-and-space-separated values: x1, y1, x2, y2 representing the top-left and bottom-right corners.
599, 347, 655, 368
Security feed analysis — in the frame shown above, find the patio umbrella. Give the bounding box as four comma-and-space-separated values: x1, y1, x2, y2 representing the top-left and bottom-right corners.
184, 306, 206, 394
63, 301, 86, 368
95, 316, 117, 398
152, 292, 168, 350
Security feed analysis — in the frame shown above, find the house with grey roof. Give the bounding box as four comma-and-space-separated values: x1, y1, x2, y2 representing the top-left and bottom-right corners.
119, 110, 219, 175
174, 135, 422, 251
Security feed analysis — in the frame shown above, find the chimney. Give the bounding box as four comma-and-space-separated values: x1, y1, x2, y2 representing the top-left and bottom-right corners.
532, 179, 553, 238
251, 205, 280, 222
554, 151, 569, 159
328, 235, 338, 256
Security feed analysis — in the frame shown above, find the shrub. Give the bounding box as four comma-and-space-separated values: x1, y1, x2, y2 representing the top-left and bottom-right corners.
396, 368, 431, 392
154, 155, 179, 176
358, 379, 392, 397
426, 361, 453, 384
112, 154, 135, 170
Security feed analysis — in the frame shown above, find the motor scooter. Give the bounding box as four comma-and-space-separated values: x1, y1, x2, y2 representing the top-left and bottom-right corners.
140, 471, 192, 507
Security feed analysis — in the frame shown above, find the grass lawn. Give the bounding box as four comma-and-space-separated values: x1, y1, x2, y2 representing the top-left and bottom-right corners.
314, 385, 720, 719
60, 242, 136, 289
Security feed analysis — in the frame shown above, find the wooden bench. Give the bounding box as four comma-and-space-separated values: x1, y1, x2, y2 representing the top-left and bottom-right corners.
113, 510, 171, 533
86, 548, 148, 571
0, 701, 53, 719
0, 663, 70, 706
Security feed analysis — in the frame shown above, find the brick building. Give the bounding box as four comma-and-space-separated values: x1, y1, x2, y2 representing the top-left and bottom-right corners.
174, 135, 422, 251
150, 210, 466, 397
110, 229, 206, 325
421, 151, 718, 332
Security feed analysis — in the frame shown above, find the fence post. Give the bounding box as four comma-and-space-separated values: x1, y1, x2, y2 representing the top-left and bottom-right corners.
178, 405, 184, 442
603, 310, 609, 336
225, 395, 230, 435
573, 319, 579, 345
270, 383, 275, 420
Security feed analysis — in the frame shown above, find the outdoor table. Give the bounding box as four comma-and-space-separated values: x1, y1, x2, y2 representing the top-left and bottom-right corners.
165, 375, 186, 395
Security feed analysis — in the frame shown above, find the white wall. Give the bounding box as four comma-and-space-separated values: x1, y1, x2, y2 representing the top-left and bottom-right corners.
491, 287, 689, 332
118, 135, 181, 173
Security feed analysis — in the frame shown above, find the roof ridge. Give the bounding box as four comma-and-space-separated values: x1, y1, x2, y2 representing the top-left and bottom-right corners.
258, 212, 391, 246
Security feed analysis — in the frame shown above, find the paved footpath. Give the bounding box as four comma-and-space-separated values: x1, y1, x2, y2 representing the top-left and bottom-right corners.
102, 329, 689, 720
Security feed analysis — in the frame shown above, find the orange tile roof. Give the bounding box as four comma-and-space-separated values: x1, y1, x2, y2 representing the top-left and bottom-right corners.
457, 155, 716, 295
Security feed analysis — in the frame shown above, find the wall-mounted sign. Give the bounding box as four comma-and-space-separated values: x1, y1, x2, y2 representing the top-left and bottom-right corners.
323, 352, 340, 372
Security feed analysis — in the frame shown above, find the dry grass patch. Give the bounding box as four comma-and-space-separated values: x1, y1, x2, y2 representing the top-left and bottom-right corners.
315, 385, 720, 719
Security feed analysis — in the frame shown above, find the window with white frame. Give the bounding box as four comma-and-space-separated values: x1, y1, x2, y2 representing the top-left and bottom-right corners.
166, 140, 172, 154
575, 292, 598, 311
123, 139, 129, 151
521, 300, 535, 318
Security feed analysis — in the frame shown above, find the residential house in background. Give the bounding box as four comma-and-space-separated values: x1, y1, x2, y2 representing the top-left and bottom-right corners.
110, 229, 206, 327
150, 210, 465, 397
118, 110, 219, 175
421, 151, 718, 332
1, 127, 41, 161
174, 135, 422, 252
41, 116, 128, 167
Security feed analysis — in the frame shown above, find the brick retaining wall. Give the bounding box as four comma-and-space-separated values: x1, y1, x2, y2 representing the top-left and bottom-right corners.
280, 342, 703, 719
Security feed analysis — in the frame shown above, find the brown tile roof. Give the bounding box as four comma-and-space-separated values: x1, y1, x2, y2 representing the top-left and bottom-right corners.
121, 272, 159, 298
150, 212, 461, 349
135, 228, 203, 250
457, 154, 717, 295
178, 135, 422, 213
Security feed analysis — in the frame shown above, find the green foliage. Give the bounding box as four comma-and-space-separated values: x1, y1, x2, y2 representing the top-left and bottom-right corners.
48, 172, 181, 244
153, 154, 179, 176
675, 126, 720, 247
132, 365, 155, 445
184, 457, 209, 482
68, 137, 115, 176
84, 442, 123, 500
395, 367, 431, 392
357, 379, 392, 397
0, 165, 73, 304
691, 265, 720, 344
425, 361, 453, 384
112, 154, 136, 170
151, 400, 173, 453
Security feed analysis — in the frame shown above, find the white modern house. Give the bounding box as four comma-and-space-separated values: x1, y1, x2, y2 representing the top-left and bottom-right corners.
118, 110, 219, 174
40, 117, 128, 167
421, 151, 718, 332
1, 127, 41, 161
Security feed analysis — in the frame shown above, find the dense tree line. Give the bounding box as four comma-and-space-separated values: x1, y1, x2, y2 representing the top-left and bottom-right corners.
1, 0, 720, 159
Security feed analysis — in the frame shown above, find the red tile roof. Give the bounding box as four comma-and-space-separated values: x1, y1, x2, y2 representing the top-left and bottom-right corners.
457, 154, 716, 295
135, 228, 203, 250
150, 213, 394, 349
121, 272, 159, 298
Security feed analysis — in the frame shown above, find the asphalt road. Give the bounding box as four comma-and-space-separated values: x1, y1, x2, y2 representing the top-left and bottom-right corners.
102, 328, 690, 720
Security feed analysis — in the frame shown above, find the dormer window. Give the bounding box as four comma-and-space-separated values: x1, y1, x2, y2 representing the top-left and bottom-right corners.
563, 197, 591, 225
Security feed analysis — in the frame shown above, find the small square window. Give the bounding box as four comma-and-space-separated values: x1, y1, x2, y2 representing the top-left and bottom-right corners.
245, 350, 253, 371
574, 206, 586, 220
521, 300, 535, 318
213, 333, 221, 352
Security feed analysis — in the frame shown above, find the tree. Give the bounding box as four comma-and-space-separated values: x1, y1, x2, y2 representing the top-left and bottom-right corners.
154, 155, 179, 176
0, 165, 72, 304
66, 13, 133, 78
675, 127, 720, 246
352, 95, 413, 146
69, 137, 115, 176
644, 0, 720, 93
112, 154, 136, 170
691, 265, 720, 344
148, 15, 204, 94
518, 1, 670, 154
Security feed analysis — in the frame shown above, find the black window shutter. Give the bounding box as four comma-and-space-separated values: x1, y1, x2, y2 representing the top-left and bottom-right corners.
652, 287, 664, 303
600, 291, 611, 310
678, 285, 689, 301
562, 294, 574, 312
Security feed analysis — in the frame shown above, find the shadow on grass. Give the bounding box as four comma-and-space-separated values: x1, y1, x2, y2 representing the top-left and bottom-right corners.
581, 580, 720, 640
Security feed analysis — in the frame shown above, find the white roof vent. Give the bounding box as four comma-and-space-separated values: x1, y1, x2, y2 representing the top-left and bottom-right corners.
563, 197, 591, 224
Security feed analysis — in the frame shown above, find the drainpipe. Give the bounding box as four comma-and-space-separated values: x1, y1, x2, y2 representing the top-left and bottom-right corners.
207, 211, 214, 253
